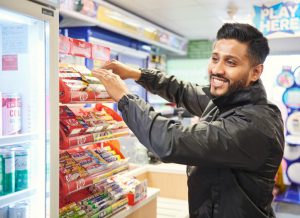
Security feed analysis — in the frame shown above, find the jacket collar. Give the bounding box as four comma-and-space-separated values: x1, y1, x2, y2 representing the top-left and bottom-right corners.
203, 79, 267, 109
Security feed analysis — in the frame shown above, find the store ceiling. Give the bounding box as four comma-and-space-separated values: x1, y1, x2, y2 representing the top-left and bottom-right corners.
105, 0, 254, 40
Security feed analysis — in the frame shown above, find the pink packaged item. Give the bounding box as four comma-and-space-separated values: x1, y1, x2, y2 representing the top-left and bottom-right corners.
2, 92, 21, 135
0, 92, 2, 136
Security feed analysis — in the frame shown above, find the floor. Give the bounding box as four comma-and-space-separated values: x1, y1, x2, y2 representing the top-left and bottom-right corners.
157, 198, 300, 218
273, 201, 300, 218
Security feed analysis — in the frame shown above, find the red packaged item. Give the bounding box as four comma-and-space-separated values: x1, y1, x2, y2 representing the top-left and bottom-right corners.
92, 43, 110, 61
59, 105, 76, 119
77, 110, 94, 121
77, 157, 95, 167
59, 35, 71, 55
69, 151, 90, 161
60, 117, 87, 136
59, 72, 83, 80
88, 119, 109, 132
70, 38, 92, 59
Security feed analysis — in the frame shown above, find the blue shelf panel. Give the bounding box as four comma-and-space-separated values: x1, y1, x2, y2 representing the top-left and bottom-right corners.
275, 185, 300, 205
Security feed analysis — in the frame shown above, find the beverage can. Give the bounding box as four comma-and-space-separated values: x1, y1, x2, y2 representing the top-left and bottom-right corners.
13, 147, 29, 191
2, 149, 15, 195
0, 206, 9, 218
8, 202, 28, 218
2, 93, 21, 135
0, 152, 3, 196
0, 92, 2, 136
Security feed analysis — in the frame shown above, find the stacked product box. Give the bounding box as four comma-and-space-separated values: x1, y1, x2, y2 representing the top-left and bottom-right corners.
59, 175, 147, 218
59, 63, 111, 103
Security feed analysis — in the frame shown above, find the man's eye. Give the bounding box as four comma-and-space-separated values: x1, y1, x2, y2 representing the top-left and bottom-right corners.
227, 60, 236, 66
211, 57, 218, 62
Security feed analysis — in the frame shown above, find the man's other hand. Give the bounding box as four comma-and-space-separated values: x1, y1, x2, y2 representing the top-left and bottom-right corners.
92, 69, 131, 102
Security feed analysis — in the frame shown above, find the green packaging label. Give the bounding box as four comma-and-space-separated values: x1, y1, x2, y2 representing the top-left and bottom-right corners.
15, 153, 28, 191
3, 154, 15, 195
0, 155, 3, 195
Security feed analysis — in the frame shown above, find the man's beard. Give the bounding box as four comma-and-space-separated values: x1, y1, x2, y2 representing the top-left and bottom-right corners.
210, 74, 247, 97
226, 79, 247, 96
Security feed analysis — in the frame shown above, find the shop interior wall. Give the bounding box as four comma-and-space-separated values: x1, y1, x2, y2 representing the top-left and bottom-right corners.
166, 58, 209, 85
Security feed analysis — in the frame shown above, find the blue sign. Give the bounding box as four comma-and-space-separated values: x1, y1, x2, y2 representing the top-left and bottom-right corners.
253, 1, 300, 36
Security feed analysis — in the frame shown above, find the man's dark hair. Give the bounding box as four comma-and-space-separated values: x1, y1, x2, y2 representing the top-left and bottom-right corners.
216, 23, 269, 66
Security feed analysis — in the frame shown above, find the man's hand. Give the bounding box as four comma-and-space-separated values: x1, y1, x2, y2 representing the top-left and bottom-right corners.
100, 60, 142, 81
92, 69, 131, 102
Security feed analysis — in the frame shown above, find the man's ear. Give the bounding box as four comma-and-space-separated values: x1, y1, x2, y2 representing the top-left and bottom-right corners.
250, 64, 263, 82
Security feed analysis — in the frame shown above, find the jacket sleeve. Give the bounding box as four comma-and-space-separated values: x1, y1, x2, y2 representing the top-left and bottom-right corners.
136, 68, 210, 117
118, 94, 272, 171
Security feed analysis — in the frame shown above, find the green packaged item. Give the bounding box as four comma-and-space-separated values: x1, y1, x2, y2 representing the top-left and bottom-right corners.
13, 147, 29, 191
0, 153, 3, 195
2, 149, 15, 194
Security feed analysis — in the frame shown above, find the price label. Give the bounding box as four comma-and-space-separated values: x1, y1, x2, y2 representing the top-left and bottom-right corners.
76, 178, 86, 190
76, 135, 87, 145
93, 131, 112, 141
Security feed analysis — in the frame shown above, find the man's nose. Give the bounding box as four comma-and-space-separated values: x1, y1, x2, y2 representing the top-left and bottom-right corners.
212, 62, 225, 74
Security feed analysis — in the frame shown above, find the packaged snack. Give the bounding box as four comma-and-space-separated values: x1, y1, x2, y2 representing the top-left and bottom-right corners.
88, 120, 109, 132
59, 72, 82, 80
66, 84, 88, 91
78, 157, 99, 168
65, 172, 80, 182
85, 164, 106, 174
86, 84, 110, 99
83, 75, 100, 84
72, 65, 92, 75
69, 151, 90, 161
60, 117, 87, 136
94, 110, 107, 117
62, 79, 88, 91
59, 105, 76, 119
100, 115, 114, 121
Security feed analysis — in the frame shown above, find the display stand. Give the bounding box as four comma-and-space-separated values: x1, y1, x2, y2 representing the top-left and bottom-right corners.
275, 65, 300, 205
58, 36, 156, 217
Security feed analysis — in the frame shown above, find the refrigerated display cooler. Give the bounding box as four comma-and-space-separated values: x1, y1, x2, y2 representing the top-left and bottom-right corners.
0, 0, 59, 217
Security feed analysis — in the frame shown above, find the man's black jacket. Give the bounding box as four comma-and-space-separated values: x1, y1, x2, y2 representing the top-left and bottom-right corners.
118, 69, 284, 218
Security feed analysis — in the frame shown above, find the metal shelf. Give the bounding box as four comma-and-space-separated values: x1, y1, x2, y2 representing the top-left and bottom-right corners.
0, 189, 36, 207
59, 9, 187, 56
0, 133, 38, 147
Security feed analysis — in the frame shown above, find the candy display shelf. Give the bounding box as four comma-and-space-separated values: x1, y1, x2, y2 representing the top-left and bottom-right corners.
60, 159, 129, 196
60, 127, 129, 150
58, 36, 155, 218
59, 103, 129, 150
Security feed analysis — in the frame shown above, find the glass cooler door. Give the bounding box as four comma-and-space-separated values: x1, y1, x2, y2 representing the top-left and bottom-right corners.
0, 3, 57, 217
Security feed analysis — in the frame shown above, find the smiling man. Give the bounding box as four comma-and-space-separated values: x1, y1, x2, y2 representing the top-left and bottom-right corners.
93, 23, 284, 218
